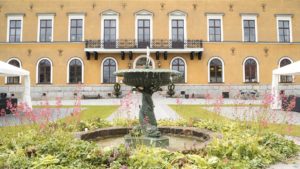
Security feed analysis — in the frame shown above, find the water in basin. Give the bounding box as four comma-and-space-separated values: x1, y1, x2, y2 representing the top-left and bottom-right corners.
95, 134, 207, 151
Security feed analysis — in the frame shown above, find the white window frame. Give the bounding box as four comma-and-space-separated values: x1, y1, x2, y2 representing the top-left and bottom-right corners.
242, 57, 260, 83
101, 10, 119, 48
168, 11, 187, 48
170, 56, 187, 83
37, 14, 55, 42
68, 14, 85, 42
206, 14, 224, 42
36, 58, 53, 84
207, 57, 225, 83
100, 57, 118, 83
241, 15, 258, 42
278, 57, 294, 83
7, 15, 23, 42
5, 58, 22, 84
135, 10, 153, 48
276, 15, 293, 43
67, 57, 84, 84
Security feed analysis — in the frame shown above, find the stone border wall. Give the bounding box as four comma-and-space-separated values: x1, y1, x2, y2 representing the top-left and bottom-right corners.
76, 126, 211, 142
0, 84, 300, 100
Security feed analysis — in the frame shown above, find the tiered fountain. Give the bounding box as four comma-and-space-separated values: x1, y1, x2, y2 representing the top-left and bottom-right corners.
114, 47, 180, 147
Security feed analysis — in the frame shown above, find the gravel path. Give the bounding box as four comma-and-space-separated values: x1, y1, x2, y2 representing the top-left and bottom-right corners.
204, 106, 300, 125
107, 93, 181, 121
0, 108, 79, 127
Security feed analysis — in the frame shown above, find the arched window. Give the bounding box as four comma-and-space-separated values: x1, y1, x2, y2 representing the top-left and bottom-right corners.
68, 58, 83, 84
171, 57, 186, 83
279, 58, 292, 83
135, 57, 153, 68
38, 59, 52, 84
209, 58, 223, 83
244, 58, 258, 83
7, 59, 21, 84
102, 58, 116, 83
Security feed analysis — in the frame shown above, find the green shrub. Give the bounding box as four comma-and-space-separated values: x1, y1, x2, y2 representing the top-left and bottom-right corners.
0, 118, 299, 169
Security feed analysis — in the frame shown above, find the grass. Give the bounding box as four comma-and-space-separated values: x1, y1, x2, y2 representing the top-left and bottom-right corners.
170, 104, 300, 137
78, 105, 118, 121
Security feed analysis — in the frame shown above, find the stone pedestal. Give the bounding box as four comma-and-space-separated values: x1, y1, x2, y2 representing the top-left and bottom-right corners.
124, 134, 169, 148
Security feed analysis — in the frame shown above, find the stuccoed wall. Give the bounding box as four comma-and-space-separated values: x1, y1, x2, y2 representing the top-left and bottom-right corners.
1, 84, 299, 101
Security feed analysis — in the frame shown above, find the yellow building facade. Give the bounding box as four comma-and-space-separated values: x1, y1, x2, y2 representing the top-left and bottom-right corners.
0, 0, 300, 99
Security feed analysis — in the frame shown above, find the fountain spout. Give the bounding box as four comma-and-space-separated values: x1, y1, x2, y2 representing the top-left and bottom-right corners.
145, 46, 151, 68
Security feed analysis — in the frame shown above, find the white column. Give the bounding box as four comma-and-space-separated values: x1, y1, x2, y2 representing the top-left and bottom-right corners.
23, 75, 32, 109
271, 73, 281, 109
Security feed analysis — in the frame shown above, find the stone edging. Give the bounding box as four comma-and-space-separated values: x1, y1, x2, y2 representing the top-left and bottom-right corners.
75, 126, 211, 142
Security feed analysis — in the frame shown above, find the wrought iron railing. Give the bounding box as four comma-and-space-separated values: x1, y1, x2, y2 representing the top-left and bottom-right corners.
85, 39, 203, 49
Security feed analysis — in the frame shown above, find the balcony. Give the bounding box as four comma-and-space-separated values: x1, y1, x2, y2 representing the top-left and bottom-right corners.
84, 39, 203, 53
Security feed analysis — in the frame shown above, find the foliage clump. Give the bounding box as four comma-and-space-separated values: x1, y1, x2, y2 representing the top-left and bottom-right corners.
0, 118, 299, 169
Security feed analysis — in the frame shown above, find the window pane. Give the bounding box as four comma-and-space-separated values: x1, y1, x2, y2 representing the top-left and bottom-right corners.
40, 20, 46, 27
71, 20, 76, 27
215, 28, 221, 35
144, 28, 150, 35
10, 29, 15, 35
172, 20, 177, 27
278, 21, 283, 28
77, 28, 82, 35
243, 20, 249, 27
77, 20, 82, 27
285, 36, 290, 42
10, 20, 16, 27
209, 28, 215, 35
178, 20, 184, 27
178, 28, 184, 36
215, 35, 221, 41
249, 20, 255, 27
209, 20, 214, 26
138, 20, 143, 27
279, 29, 284, 36
104, 20, 109, 27
284, 21, 289, 28
110, 20, 116, 27
16, 29, 21, 36
284, 29, 290, 36
144, 20, 150, 27
215, 20, 220, 27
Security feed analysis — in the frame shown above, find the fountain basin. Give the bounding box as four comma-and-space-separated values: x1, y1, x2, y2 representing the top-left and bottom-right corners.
114, 69, 181, 87
75, 126, 211, 151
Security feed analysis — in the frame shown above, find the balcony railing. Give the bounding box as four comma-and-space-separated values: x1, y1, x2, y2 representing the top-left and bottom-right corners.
85, 39, 203, 49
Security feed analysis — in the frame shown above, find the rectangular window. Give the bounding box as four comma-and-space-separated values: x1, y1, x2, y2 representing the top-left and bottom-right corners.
39, 19, 52, 42
209, 19, 221, 42
137, 19, 150, 48
9, 20, 22, 42
70, 19, 83, 42
278, 20, 290, 42
104, 19, 116, 48
171, 19, 184, 48
243, 20, 256, 42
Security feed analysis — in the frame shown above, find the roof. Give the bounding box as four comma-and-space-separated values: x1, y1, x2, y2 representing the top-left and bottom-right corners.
0, 60, 29, 76
273, 60, 300, 75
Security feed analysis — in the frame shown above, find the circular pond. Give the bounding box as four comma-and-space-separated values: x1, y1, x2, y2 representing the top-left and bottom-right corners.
94, 134, 208, 151
76, 126, 211, 152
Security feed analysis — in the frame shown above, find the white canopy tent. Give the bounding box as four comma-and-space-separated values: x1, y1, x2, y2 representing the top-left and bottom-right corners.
271, 60, 300, 109
0, 60, 32, 108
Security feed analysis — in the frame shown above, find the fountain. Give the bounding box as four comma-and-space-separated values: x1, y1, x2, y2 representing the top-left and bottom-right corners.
114, 47, 181, 147
76, 47, 210, 150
